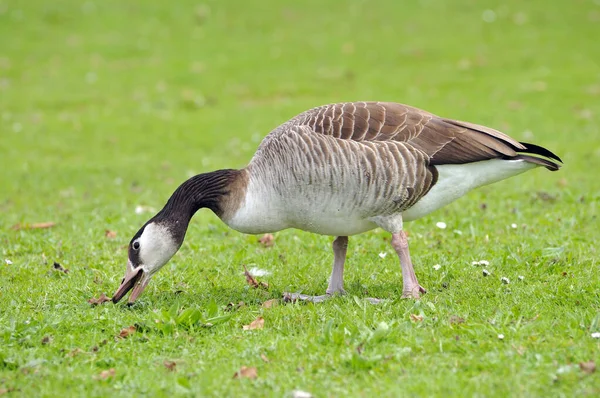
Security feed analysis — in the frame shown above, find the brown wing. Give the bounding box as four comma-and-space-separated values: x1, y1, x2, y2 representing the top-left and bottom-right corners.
285, 101, 525, 166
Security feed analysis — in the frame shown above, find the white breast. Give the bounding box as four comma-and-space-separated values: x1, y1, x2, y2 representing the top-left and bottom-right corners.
224, 173, 377, 236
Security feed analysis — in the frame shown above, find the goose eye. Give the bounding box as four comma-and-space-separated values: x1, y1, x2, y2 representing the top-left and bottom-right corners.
132, 241, 140, 251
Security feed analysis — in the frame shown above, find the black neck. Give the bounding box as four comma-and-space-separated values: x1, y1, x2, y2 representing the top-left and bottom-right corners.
151, 169, 239, 239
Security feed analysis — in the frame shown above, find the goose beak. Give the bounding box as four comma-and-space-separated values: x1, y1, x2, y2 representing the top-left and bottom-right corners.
112, 260, 150, 304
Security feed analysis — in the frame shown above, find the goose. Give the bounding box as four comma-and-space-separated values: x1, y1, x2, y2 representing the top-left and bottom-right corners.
112, 101, 561, 304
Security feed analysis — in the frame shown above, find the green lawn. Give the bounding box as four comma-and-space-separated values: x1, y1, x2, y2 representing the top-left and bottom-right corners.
1, 0, 599, 396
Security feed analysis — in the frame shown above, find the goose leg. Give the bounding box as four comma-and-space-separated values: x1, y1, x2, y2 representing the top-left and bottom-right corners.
283, 236, 348, 303
391, 231, 426, 299
326, 236, 348, 295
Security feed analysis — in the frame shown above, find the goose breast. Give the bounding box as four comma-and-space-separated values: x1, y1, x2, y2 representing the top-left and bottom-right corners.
225, 125, 436, 236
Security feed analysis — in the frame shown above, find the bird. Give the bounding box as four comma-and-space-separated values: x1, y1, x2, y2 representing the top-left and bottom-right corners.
112, 101, 561, 304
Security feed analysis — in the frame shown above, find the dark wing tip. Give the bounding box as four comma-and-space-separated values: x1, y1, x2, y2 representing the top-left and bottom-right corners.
519, 142, 563, 163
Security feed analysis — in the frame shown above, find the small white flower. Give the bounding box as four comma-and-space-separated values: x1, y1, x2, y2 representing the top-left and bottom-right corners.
436, 222, 447, 229
378, 252, 387, 259
498, 334, 504, 340
4, 259, 12, 265
591, 332, 600, 339
518, 275, 524, 281
479, 260, 490, 266
501, 277, 510, 284
135, 205, 155, 214
291, 391, 313, 398
433, 264, 441, 271
511, 223, 518, 229
482, 269, 490, 276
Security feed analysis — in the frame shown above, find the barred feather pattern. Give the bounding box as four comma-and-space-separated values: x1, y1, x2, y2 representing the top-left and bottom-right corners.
249, 125, 436, 226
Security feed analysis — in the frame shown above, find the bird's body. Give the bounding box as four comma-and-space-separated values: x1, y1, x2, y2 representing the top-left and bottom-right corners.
112, 102, 561, 304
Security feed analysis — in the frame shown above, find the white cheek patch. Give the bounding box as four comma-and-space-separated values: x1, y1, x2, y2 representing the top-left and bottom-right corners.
138, 222, 178, 273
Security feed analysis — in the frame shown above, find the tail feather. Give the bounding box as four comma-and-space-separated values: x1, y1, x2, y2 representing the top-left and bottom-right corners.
512, 142, 562, 171
511, 154, 560, 171
518, 142, 563, 163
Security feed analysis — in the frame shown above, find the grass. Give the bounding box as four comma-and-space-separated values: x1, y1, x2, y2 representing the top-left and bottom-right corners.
1, 0, 599, 396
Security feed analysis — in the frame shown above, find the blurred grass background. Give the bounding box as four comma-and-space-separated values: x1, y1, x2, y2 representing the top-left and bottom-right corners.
1, 0, 599, 396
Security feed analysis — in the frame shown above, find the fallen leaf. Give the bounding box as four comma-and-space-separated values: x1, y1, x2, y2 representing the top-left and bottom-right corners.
580, 360, 596, 374
94, 368, 115, 380
104, 230, 117, 239
0, 388, 17, 396
11, 222, 56, 230
88, 293, 111, 305
410, 314, 423, 322
449, 316, 465, 324
41, 336, 53, 345
243, 264, 259, 287
233, 366, 258, 379
53, 262, 69, 273
118, 325, 136, 339
258, 233, 274, 247
262, 299, 279, 309
260, 354, 270, 363
164, 360, 177, 372
243, 265, 269, 289
243, 317, 264, 330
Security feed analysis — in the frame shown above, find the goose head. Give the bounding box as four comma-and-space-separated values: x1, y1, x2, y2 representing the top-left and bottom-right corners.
112, 220, 184, 304
111, 169, 242, 304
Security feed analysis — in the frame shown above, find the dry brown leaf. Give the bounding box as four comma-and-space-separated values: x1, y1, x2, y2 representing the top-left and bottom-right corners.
118, 325, 136, 339
410, 314, 423, 322
233, 366, 258, 379
11, 222, 56, 230
164, 360, 177, 372
262, 299, 279, 309
104, 230, 117, 239
258, 233, 274, 247
88, 293, 111, 305
53, 262, 69, 273
260, 353, 270, 363
242, 265, 268, 290
580, 360, 596, 374
0, 388, 17, 395
449, 316, 465, 325
243, 264, 259, 288
94, 368, 116, 380
243, 317, 264, 331
41, 335, 52, 345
